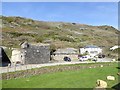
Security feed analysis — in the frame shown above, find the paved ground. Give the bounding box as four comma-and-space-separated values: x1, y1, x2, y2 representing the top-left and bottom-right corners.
0, 57, 115, 73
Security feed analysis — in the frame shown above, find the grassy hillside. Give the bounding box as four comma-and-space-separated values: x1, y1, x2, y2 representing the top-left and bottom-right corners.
1, 16, 119, 51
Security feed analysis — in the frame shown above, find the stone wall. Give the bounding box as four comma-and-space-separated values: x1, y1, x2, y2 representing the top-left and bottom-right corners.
2, 63, 112, 80
23, 44, 50, 64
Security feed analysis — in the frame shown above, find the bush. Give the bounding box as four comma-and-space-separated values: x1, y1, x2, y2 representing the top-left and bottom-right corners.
4, 17, 14, 23
43, 32, 58, 38
50, 44, 56, 55
35, 36, 44, 43
112, 48, 120, 54
7, 32, 36, 38
57, 36, 75, 42
118, 58, 120, 61
8, 32, 23, 37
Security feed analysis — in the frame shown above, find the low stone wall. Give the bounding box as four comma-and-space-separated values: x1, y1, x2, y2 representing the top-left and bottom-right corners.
2, 63, 112, 80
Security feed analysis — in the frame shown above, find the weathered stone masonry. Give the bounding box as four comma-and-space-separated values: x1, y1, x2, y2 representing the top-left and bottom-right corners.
11, 42, 50, 65
23, 43, 50, 64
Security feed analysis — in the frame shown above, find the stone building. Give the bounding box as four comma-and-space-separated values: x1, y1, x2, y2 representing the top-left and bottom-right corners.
11, 42, 50, 64
11, 48, 24, 65
52, 48, 78, 61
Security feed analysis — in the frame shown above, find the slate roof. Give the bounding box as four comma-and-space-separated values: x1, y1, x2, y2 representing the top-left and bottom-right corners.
85, 45, 99, 48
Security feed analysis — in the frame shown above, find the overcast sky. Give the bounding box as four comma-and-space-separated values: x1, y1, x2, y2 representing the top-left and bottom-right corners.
2, 2, 118, 28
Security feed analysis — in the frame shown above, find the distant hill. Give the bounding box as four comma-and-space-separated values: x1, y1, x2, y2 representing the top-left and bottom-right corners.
0, 16, 119, 52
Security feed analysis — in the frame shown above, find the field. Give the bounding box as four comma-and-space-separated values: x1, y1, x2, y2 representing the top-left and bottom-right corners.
2, 62, 120, 89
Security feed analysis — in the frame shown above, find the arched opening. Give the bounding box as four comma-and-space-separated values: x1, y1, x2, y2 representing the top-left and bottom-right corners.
0, 47, 11, 67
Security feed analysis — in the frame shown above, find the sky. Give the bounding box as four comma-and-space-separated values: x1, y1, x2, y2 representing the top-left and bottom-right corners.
2, 2, 118, 28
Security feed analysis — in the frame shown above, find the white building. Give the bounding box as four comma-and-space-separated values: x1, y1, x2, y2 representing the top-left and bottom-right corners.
110, 45, 120, 51
80, 45, 102, 57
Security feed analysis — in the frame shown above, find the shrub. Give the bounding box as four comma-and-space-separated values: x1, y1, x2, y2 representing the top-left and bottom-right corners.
57, 36, 75, 42
50, 44, 56, 55
44, 32, 58, 38
35, 36, 44, 43
4, 17, 14, 23
9, 32, 23, 37
112, 48, 120, 54
7, 32, 36, 38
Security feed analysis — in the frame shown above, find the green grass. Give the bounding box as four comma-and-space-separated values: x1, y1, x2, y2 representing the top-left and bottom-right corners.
2, 63, 119, 88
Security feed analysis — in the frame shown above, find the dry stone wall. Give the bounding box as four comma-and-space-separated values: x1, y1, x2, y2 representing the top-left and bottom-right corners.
2, 63, 112, 80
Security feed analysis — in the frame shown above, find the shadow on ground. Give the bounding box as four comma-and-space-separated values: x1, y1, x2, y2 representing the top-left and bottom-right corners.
116, 67, 120, 69
112, 83, 120, 90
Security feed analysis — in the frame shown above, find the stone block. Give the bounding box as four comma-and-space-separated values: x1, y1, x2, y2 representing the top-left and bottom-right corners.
107, 76, 115, 80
